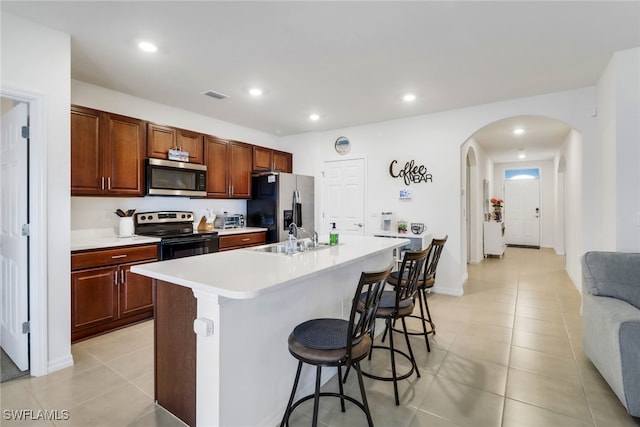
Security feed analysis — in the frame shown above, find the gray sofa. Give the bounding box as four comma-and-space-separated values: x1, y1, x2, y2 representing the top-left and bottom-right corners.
582, 251, 640, 417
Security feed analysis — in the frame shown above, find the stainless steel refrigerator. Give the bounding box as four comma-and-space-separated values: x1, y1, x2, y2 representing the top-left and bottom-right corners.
247, 173, 315, 243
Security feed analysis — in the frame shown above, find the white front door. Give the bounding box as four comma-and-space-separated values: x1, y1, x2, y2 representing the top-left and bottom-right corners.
322, 158, 365, 236
0, 102, 29, 371
504, 179, 540, 247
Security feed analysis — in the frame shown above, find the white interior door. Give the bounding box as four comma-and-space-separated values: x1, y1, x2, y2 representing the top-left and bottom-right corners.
0, 102, 29, 371
504, 179, 540, 247
322, 158, 365, 236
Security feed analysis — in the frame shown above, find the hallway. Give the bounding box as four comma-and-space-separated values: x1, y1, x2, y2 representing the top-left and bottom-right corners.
0, 248, 638, 426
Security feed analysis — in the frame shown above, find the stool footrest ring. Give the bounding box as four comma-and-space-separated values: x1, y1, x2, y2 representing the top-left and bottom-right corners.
361, 345, 417, 382
284, 392, 368, 427
391, 314, 435, 336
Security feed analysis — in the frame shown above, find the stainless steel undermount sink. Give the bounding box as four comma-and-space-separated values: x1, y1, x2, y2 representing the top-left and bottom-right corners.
251, 239, 331, 255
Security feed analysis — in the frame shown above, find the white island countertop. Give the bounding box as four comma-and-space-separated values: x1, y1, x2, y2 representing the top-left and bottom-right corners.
132, 235, 409, 300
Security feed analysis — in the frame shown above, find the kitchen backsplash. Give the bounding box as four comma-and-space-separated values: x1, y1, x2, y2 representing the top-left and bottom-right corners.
71, 197, 246, 231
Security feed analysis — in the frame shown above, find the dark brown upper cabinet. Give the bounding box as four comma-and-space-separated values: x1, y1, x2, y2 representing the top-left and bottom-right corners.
71, 105, 146, 196
147, 123, 204, 164
252, 145, 292, 173
204, 136, 252, 199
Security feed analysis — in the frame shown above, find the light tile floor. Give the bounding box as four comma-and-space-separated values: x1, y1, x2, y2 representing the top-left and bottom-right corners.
1, 248, 639, 426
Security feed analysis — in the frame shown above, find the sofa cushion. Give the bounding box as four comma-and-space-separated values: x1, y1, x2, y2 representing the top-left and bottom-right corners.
582, 251, 640, 310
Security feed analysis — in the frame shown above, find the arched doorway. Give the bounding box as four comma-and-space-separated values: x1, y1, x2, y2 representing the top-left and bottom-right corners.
461, 115, 577, 277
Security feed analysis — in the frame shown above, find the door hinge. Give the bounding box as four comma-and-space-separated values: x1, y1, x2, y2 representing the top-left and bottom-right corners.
21, 126, 30, 139
22, 321, 30, 334
21, 224, 30, 236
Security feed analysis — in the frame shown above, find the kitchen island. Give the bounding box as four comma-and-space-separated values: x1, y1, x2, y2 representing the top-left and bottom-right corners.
131, 235, 409, 427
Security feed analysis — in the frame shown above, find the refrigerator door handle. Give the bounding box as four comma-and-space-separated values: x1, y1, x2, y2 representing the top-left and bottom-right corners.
292, 190, 301, 226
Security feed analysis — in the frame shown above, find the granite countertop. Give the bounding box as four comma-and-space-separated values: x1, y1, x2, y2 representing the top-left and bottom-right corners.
131, 235, 409, 300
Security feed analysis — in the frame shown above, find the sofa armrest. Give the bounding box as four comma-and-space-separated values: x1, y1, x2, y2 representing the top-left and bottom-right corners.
583, 293, 640, 417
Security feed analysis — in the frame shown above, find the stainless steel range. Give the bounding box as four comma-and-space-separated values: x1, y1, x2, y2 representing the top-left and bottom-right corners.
134, 211, 219, 260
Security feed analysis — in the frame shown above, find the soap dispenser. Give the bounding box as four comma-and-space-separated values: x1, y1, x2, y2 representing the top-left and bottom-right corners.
286, 228, 297, 254
329, 222, 339, 246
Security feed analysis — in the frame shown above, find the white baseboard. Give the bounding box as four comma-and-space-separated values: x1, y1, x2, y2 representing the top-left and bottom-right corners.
47, 353, 74, 375
432, 285, 463, 297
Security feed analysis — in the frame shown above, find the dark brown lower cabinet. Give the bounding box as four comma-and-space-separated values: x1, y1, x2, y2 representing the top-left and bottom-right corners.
155, 280, 197, 427
71, 244, 157, 342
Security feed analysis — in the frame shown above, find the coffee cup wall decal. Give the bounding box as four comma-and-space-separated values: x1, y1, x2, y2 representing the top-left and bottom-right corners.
389, 160, 433, 185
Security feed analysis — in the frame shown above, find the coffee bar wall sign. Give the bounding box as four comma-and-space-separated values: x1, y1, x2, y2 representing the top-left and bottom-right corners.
389, 159, 433, 185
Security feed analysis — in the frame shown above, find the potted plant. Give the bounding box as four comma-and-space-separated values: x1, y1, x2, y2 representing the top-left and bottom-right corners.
397, 221, 408, 233
490, 198, 504, 221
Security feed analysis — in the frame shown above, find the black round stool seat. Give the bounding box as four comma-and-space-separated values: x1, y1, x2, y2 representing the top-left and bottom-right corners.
289, 319, 369, 364
280, 267, 392, 427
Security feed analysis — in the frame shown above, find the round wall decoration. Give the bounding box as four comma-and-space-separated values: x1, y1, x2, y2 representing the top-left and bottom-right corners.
334, 136, 350, 154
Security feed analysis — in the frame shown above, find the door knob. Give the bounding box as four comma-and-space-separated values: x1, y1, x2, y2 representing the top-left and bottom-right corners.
354, 223, 363, 227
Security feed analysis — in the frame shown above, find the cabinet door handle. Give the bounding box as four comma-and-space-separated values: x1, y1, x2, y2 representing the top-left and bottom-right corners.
111, 254, 127, 259
114, 270, 118, 285
120, 269, 125, 284
241, 238, 251, 242
107, 177, 111, 190
101, 177, 105, 190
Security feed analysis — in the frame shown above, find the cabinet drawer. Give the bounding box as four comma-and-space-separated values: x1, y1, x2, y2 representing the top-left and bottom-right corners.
219, 232, 266, 250
72, 244, 158, 270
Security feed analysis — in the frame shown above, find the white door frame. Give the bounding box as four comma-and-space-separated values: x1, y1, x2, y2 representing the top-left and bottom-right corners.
2, 88, 48, 377
321, 157, 367, 236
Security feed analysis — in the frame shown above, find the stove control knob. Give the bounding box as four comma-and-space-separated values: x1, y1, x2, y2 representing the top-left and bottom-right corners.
140, 216, 146, 221
181, 214, 186, 219
147, 215, 153, 220
187, 214, 192, 219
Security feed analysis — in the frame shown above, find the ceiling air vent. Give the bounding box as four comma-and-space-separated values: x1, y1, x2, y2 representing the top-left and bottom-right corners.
202, 89, 229, 100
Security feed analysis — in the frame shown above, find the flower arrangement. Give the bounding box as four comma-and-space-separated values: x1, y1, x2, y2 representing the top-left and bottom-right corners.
490, 198, 504, 209
491, 198, 504, 221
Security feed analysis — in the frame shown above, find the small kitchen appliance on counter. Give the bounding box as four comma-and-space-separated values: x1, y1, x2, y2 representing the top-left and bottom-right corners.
213, 213, 244, 229
134, 211, 219, 260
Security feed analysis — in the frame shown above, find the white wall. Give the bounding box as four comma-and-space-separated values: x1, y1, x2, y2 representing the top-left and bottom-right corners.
557, 130, 583, 286
595, 47, 640, 252
72, 80, 280, 149
1, 13, 72, 372
595, 53, 617, 250
492, 160, 555, 248
460, 137, 493, 263
281, 88, 598, 296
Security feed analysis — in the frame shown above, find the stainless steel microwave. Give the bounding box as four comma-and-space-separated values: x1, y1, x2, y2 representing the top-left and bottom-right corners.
146, 158, 207, 197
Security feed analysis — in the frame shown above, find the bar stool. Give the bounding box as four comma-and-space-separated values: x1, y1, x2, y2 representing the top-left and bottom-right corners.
387, 236, 447, 352
361, 248, 429, 406
280, 266, 392, 427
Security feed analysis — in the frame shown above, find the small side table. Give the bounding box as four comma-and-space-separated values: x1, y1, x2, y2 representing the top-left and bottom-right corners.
483, 221, 505, 257
374, 231, 433, 267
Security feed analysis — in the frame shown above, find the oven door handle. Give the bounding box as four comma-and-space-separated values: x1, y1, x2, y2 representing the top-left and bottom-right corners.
161, 236, 218, 245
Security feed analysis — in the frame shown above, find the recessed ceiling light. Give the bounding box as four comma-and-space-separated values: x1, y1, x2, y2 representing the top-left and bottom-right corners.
513, 128, 525, 135
309, 113, 320, 121
403, 94, 416, 102
517, 148, 526, 159
138, 41, 158, 53
248, 88, 263, 97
